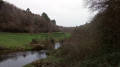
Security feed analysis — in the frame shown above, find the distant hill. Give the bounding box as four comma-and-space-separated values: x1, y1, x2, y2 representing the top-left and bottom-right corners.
58, 26, 75, 33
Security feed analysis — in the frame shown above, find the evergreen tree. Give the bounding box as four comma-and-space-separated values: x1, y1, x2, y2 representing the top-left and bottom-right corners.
26, 8, 32, 14
41, 12, 51, 22
51, 19, 56, 25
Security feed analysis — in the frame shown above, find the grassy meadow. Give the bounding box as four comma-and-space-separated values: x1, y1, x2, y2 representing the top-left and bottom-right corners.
0, 32, 70, 50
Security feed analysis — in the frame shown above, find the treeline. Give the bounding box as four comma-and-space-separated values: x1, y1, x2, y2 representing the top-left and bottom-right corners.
0, 0, 59, 33
58, 26, 75, 33
47, 0, 120, 67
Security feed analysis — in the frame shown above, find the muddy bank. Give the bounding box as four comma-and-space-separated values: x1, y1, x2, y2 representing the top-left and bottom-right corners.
25, 59, 60, 67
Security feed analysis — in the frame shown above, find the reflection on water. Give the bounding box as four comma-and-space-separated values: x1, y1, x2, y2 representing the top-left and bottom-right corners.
0, 50, 47, 67
0, 43, 60, 67
55, 43, 61, 49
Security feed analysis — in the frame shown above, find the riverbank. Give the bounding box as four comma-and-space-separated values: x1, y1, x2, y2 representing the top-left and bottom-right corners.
0, 50, 48, 67
0, 32, 70, 50
24, 59, 58, 67
24, 46, 62, 67
0, 43, 61, 67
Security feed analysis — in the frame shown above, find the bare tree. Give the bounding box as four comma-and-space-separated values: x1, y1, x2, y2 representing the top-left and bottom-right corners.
85, 0, 120, 12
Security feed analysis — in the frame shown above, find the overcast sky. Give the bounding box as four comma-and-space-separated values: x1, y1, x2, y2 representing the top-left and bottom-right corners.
4, 0, 94, 27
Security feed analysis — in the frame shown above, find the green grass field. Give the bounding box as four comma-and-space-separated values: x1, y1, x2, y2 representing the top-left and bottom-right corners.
0, 32, 70, 50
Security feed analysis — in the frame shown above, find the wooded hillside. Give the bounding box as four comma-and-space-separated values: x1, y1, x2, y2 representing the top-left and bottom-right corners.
0, 0, 59, 33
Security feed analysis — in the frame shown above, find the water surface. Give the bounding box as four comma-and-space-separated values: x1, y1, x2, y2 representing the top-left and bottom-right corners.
55, 43, 61, 49
0, 43, 60, 67
0, 50, 47, 67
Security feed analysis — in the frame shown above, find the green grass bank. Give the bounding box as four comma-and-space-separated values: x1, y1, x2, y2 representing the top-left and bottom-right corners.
0, 32, 70, 50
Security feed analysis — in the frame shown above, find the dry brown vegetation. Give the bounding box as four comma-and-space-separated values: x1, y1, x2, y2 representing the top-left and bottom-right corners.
43, 0, 120, 67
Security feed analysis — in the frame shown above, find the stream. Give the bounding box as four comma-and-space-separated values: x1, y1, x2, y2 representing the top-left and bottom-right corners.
0, 43, 61, 67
